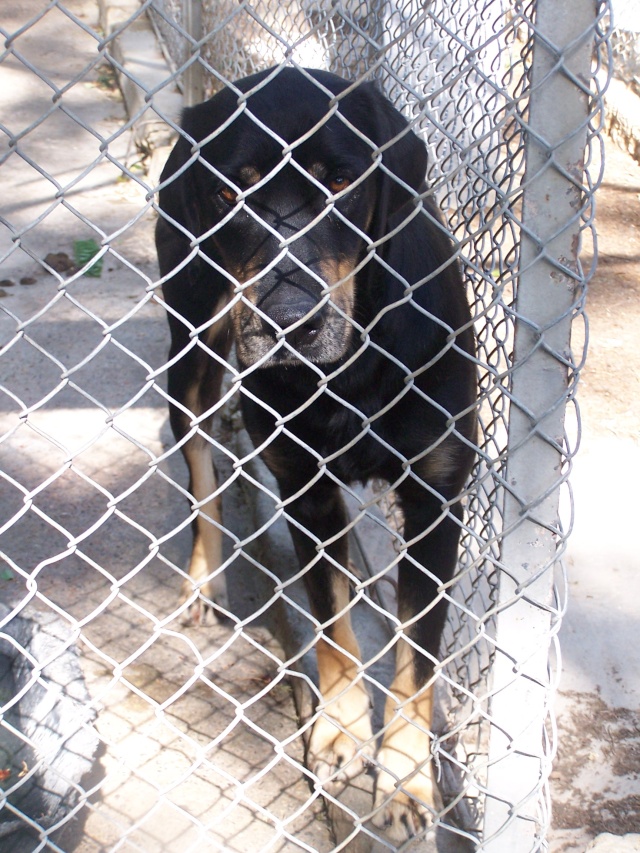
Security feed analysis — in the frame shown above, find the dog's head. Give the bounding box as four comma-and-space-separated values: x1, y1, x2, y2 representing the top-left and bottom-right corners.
158, 67, 428, 368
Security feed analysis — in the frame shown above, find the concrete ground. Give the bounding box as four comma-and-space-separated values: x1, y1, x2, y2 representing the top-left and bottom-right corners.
1, 1, 638, 852
0, 2, 330, 851
549, 142, 640, 852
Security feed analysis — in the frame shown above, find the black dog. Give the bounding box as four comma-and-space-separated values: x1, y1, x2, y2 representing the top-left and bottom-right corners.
156, 66, 476, 841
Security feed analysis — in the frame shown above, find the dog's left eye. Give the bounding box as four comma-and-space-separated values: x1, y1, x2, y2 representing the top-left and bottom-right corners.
218, 186, 238, 205
327, 176, 351, 194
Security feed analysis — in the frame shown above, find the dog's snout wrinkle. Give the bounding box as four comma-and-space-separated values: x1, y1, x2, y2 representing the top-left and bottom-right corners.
251, 195, 311, 234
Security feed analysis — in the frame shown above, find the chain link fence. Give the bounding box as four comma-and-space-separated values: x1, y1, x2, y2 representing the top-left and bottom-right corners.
602, 0, 640, 163
0, 1, 611, 851
608, 0, 640, 93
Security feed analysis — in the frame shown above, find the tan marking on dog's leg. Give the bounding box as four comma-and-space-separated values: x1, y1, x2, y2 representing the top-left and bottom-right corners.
414, 438, 460, 485
373, 637, 436, 841
308, 577, 373, 785
181, 435, 227, 624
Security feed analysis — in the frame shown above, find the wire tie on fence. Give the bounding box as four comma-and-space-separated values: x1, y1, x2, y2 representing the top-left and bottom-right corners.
432, 743, 443, 784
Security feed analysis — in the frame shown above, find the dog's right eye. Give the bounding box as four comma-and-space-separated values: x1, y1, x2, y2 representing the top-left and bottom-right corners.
327, 176, 351, 194
218, 186, 238, 205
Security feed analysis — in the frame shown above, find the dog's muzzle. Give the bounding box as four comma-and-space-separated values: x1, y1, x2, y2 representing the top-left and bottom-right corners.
258, 287, 327, 351
232, 271, 354, 368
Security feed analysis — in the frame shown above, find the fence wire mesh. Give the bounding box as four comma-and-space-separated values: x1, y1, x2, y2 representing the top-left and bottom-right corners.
0, 1, 611, 851
608, 0, 640, 94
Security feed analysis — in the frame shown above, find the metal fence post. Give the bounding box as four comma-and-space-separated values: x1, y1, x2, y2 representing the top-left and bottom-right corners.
182, 0, 204, 105
482, 1, 597, 850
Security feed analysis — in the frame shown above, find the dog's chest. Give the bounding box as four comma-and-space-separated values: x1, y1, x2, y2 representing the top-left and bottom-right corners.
242, 358, 429, 484
289, 383, 412, 483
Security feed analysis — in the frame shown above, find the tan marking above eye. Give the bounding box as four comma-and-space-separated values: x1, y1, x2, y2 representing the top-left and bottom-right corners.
238, 166, 261, 185
219, 167, 261, 205
307, 163, 326, 181
307, 163, 352, 194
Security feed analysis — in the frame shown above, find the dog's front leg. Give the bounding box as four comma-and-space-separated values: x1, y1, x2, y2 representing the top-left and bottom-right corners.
284, 480, 374, 786
373, 488, 463, 841
166, 329, 231, 625
374, 636, 437, 840
180, 429, 227, 622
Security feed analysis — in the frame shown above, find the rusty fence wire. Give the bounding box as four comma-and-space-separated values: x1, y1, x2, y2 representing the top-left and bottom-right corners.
0, 1, 611, 851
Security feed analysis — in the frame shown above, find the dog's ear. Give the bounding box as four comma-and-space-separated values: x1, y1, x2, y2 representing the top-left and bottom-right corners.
359, 86, 428, 216
157, 127, 203, 242
158, 90, 240, 243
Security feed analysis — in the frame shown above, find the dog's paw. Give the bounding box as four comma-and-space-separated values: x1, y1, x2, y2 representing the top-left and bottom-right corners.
179, 576, 228, 626
308, 715, 374, 786
307, 683, 373, 786
372, 745, 435, 842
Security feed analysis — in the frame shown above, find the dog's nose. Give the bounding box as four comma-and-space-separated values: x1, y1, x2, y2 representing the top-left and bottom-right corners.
263, 303, 326, 352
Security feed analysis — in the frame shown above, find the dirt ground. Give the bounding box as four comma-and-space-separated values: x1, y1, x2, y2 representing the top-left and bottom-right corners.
575, 143, 640, 445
